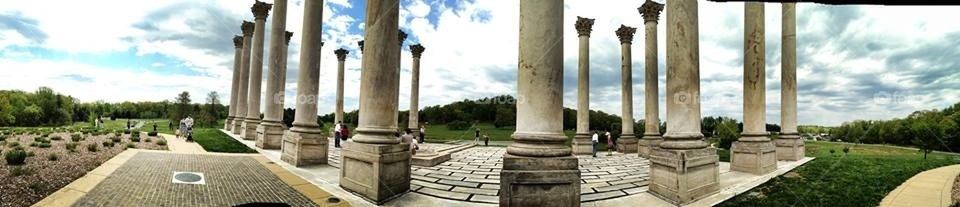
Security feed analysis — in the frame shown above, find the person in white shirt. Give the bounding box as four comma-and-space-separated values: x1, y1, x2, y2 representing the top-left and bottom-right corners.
334, 122, 343, 148
591, 131, 599, 157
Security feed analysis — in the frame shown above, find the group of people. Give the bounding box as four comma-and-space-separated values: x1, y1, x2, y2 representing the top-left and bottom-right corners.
590, 131, 615, 157
177, 116, 195, 141
332, 121, 351, 148
474, 128, 490, 146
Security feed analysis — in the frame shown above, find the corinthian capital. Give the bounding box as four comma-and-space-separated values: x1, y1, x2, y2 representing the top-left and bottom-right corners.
409, 44, 425, 59
335, 48, 349, 61
638, 0, 665, 23
285, 31, 293, 45
615, 25, 637, 44
575, 16, 595, 37
233, 35, 243, 48
251, 1, 272, 20
241, 21, 254, 36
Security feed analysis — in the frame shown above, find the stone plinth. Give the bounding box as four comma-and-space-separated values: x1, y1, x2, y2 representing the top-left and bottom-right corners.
255, 122, 284, 149
410, 148, 450, 167
731, 134, 777, 174
775, 133, 804, 161
500, 154, 580, 206
573, 133, 593, 155
638, 134, 662, 156
618, 134, 638, 153
280, 128, 328, 166
339, 142, 411, 204
649, 147, 719, 205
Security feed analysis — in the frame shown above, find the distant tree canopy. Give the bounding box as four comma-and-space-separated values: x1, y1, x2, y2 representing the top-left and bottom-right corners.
0, 87, 227, 127
830, 102, 960, 155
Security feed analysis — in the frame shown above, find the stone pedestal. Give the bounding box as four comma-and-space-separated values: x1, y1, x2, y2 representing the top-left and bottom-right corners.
340, 142, 410, 204
649, 147, 719, 204
241, 120, 260, 140
572, 133, 593, 155
256, 122, 284, 149
281, 128, 328, 166
500, 154, 580, 206
638, 134, 662, 156
776, 133, 804, 161
618, 134, 638, 153
731, 134, 777, 174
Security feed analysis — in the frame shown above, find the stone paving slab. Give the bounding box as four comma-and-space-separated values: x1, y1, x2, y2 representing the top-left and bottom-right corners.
71, 151, 317, 207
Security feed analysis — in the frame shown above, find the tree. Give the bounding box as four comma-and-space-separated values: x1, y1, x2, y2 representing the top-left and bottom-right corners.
716, 118, 740, 150
197, 92, 221, 127
171, 91, 192, 125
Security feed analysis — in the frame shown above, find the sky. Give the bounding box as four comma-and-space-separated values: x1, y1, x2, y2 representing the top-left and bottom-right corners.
0, 0, 958, 127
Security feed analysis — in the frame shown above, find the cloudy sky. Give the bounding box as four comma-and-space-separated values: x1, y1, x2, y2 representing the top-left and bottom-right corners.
1, 0, 958, 126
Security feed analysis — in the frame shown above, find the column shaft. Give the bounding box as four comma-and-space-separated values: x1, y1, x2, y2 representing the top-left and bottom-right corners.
408, 57, 420, 130
227, 36, 242, 130
500, 0, 580, 205
571, 16, 594, 155
776, 2, 804, 161
242, 2, 271, 140
233, 22, 254, 134
616, 25, 638, 153
335, 59, 345, 124
257, 0, 286, 149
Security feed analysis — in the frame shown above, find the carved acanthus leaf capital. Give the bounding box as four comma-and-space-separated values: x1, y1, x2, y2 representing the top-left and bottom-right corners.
409, 44, 425, 58
251, 1, 272, 20
575, 16, 595, 37
335, 48, 349, 61
358, 40, 364, 53
241, 21, 254, 36
615, 25, 637, 44
638, 0, 665, 23
399, 30, 407, 46
233, 35, 243, 48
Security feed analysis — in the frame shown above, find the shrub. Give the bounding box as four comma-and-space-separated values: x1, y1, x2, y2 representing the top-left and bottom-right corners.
47, 153, 59, 161
145, 138, 152, 143
131, 136, 141, 142
125, 143, 136, 149
37, 142, 51, 148
26, 151, 34, 157
65, 143, 78, 152
71, 133, 81, 142
4, 149, 27, 165
124, 129, 131, 134
86, 143, 98, 152
447, 121, 471, 130
6, 141, 19, 148
34, 137, 50, 143
102, 141, 114, 148
842, 147, 850, 154
29, 142, 39, 147
9, 166, 33, 176
51, 135, 63, 141
132, 132, 141, 138
829, 149, 836, 155
110, 136, 121, 143
156, 140, 167, 146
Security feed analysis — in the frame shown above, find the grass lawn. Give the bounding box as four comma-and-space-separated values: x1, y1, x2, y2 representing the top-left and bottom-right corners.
415, 123, 577, 143
716, 141, 960, 207
191, 128, 256, 153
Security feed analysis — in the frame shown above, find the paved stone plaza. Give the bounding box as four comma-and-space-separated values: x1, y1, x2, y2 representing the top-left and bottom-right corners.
73, 151, 316, 207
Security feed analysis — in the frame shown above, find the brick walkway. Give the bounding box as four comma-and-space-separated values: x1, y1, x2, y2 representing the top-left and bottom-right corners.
71, 151, 317, 206
327, 145, 650, 204
880, 164, 960, 207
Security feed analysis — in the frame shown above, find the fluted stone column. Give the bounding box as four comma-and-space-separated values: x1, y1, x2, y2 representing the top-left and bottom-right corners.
233, 21, 254, 134
499, 0, 580, 205
242, 1, 272, 140
615, 25, 638, 154
731, 2, 777, 175
638, 0, 664, 157
408, 44, 425, 135
280, 0, 327, 167
334, 48, 348, 124
776, 3, 804, 161
226, 36, 243, 130
256, 0, 286, 149
649, 0, 719, 204
339, 0, 410, 203
572, 16, 594, 155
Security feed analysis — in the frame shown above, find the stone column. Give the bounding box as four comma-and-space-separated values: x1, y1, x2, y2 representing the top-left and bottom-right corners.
638, 0, 664, 157
649, 0, 719, 204
280, 0, 326, 167
242, 1, 272, 140
256, 0, 286, 149
339, 0, 409, 203
334, 48, 348, 124
226, 36, 243, 130
731, 2, 777, 175
277, 31, 292, 118
572, 16, 594, 155
500, 0, 580, 206
776, 2, 804, 161
232, 21, 254, 135
408, 44, 425, 135
615, 25, 638, 154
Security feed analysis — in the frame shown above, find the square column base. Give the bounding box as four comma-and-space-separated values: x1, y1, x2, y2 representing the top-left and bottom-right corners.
572, 133, 593, 155
617, 134, 638, 153
256, 121, 285, 149
775, 135, 805, 161
340, 141, 411, 204
280, 128, 329, 166
500, 154, 580, 206
649, 147, 719, 205
231, 120, 243, 135
731, 140, 777, 174
638, 135, 663, 158
224, 117, 232, 130
240, 119, 260, 140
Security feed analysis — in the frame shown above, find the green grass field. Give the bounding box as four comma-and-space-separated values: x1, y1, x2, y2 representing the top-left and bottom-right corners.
191, 128, 255, 153
717, 141, 960, 207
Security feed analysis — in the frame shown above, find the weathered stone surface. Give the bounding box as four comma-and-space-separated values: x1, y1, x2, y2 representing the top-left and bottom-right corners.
226, 35, 243, 131
408, 44, 425, 133
339, 142, 410, 204
638, 0, 664, 158
500, 154, 580, 206
243, 1, 271, 140
232, 21, 254, 135
255, 122, 284, 149
280, 128, 328, 166
778, 3, 804, 161
776, 134, 805, 161
257, 0, 287, 149
281, 0, 324, 168
649, 147, 719, 205
732, 2, 777, 174
573, 16, 594, 155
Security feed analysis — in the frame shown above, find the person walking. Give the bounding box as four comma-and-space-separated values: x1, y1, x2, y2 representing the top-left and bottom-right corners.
606, 131, 614, 155
592, 131, 599, 157
342, 125, 350, 140
483, 135, 489, 146
474, 128, 481, 144
419, 125, 426, 143
334, 121, 343, 148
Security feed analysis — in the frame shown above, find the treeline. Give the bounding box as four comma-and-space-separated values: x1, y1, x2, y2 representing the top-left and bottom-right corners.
0, 87, 227, 127
831, 102, 960, 154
